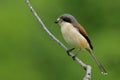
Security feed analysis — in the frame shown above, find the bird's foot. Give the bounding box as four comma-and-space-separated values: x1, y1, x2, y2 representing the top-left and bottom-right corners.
66, 48, 75, 56
72, 55, 76, 60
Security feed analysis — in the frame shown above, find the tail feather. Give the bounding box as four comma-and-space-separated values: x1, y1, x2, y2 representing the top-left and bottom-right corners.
87, 49, 107, 75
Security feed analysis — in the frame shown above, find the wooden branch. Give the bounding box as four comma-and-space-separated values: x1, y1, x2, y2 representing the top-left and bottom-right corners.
25, 0, 91, 80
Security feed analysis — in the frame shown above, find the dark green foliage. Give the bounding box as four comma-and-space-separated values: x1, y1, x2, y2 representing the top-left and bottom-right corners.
0, 0, 120, 80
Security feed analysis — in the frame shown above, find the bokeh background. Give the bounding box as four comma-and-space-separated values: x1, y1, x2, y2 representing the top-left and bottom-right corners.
0, 0, 120, 80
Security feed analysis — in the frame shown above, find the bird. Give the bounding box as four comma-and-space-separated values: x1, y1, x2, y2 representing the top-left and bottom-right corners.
55, 14, 107, 75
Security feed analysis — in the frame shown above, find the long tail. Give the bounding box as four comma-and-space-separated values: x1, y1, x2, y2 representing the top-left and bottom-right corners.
87, 49, 107, 75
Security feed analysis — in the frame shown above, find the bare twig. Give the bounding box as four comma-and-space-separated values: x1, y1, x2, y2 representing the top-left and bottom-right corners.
25, 0, 91, 80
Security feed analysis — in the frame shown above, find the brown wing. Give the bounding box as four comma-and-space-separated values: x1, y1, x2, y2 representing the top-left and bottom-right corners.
73, 24, 93, 50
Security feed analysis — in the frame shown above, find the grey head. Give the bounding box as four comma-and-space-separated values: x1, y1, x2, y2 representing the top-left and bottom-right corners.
55, 14, 78, 24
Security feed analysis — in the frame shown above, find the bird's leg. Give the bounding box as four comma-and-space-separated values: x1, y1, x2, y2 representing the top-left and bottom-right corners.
66, 48, 75, 56
72, 50, 81, 60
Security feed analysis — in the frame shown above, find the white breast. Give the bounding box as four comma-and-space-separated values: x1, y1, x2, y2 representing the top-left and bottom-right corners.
60, 22, 88, 49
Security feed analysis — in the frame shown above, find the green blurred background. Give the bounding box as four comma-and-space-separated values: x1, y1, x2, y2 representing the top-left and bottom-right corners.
0, 0, 120, 80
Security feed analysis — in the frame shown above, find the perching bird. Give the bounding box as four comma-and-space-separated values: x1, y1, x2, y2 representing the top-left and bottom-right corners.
55, 14, 107, 74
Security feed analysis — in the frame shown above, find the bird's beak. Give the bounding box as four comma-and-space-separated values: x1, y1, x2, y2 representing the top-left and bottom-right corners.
55, 18, 60, 24
55, 20, 58, 23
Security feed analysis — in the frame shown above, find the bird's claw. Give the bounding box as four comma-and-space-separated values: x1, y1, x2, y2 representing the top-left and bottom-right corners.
72, 55, 76, 60
66, 48, 75, 56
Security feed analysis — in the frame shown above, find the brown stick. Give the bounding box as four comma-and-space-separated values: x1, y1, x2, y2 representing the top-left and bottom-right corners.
25, 0, 91, 80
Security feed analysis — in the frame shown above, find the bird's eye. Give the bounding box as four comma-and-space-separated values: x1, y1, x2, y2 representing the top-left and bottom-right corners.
62, 18, 71, 23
